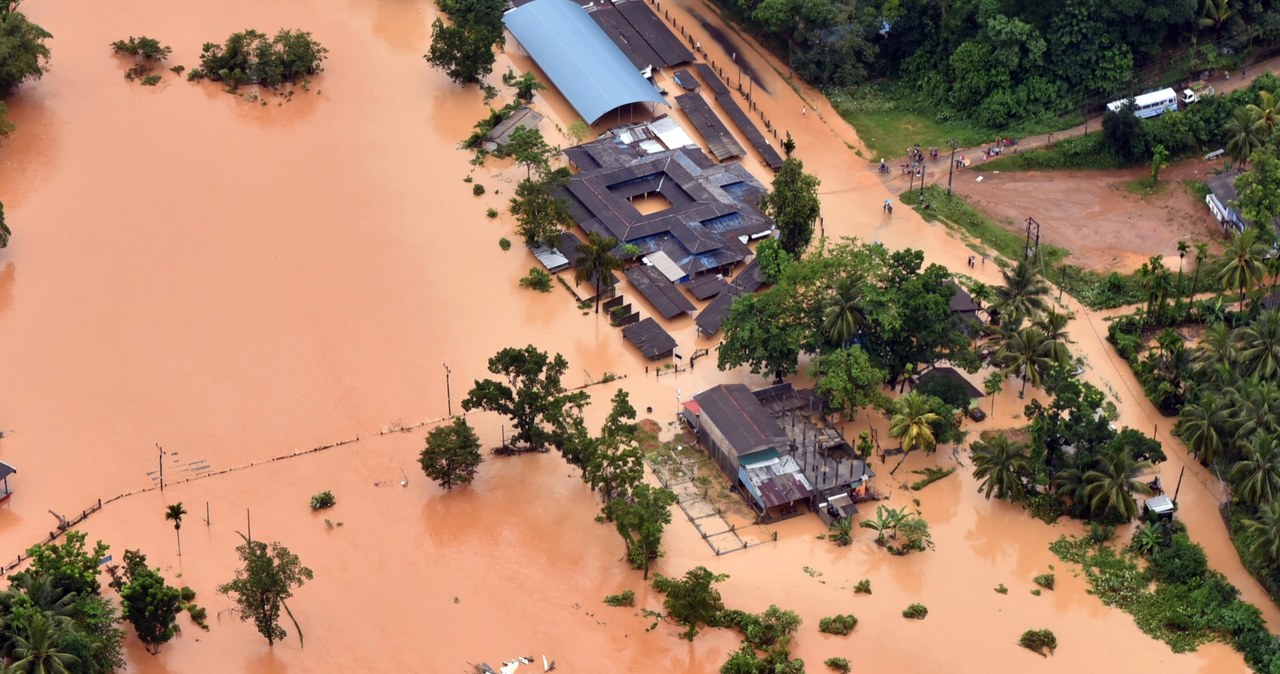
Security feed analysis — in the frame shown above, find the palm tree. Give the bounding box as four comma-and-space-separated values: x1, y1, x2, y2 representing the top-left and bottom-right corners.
1230, 380, 1280, 454
1200, 0, 1235, 40
991, 259, 1050, 325
574, 232, 623, 314
1217, 229, 1267, 309
1177, 393, 1232, 464
1176, 240, 1190, 311
1139, 256, 1176, 325
1191, 242, 1211, 303
995, 326, 1054, 396
1246, 90, 1280, 140
1032, 308, 1073, 368
165, 502, 187, 557
1083, 452, 1153, 521
1244, 500, 1280, 565
8, 612, 80, 674
970, 433, 1031, 500
821, 277, 866, 348
1237, 310, 1280, 379
1223, 106, 1264, 169
1231, 435, 1280, 507
889, 391, 941, 454
1193, 322, 1237, 376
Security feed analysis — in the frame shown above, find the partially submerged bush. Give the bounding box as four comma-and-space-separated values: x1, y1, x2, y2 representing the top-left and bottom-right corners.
310, 490, 336, 510
853, 579, 871, 594
603, 590, 635, 607
1019, 629, 1057, 656
1034, 573, 1055, 591
111, 36, 172, 82
818, 614, 858, 636
824, 656, 851, 673
519, 267, 553, 292
902, 603, 928, 620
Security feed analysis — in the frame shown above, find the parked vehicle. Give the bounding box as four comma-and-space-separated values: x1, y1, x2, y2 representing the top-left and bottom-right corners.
1181, 82, 1214, 105
1107, 88, 1178, 119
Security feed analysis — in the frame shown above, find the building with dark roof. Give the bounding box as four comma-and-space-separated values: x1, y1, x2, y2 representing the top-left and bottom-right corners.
624, 265, 696, 318
621, 317, 677, 359
503, 0, 669, 124
695, 258, 764, 336
0, 460, 14, 503
1206, 170, 1280, 234
562, 137, 771, 281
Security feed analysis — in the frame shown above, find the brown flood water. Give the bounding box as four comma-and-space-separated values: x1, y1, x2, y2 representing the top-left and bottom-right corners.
0, 0, 1263, 672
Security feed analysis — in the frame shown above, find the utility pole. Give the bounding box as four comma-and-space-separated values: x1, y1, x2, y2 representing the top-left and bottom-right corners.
443, 363, 453, 417
947, 140, 959, 195
156, 443, 165, 492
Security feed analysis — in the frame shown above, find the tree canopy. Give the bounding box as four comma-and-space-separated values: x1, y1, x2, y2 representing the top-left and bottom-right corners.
420, 416, 483, 489
425, 0, 506, 85
217, 537, 313, 647
0, 8, 51, 97
760, 157, 820, 257
461, 345, 589, 450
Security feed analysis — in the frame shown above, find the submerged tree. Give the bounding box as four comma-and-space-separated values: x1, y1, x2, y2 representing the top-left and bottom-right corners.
502, 68, 544, 102
0, 6, 52, 97
509, 167, 574, 248
218, 536, 313, 647
0, 200, 9, 248
461, 345, 589, 450
496, 125, 556, 179
889, 391, 942, 453
650, 566, 728, 640
607, 484, 678, 579
425, 0, 506, 85
420, 416, 483, 489
970, 432, 1031, 500
191, 29, 327, 89
760, 156, 821, 257
117, 550, 182, 655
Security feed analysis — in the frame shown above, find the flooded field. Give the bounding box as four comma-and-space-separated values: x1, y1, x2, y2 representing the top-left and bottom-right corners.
0, 0, 1268, 672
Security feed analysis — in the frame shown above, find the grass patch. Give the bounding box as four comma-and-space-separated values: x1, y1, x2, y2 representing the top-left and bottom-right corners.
1183, 179, 1211, 201
908, 466, 955, 491
978, 133, 1126, 172
1125, 178, 1169, 197
828, 84, 1077, 162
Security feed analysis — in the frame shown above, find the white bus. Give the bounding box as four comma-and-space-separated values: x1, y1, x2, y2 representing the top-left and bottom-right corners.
1107, 88, 1179, 119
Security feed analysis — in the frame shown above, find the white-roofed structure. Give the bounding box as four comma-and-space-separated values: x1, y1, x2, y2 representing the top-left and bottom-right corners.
504, 0, 670, 124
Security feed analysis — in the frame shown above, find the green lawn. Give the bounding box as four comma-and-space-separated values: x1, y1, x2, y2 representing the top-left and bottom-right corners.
828, 85, 1079, 162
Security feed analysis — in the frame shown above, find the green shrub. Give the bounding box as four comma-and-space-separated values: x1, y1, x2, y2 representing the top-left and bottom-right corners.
995, 583, 1008, 594
909, 466, 955, 491
140, 74, 161, 86
179, 586, 196, 602
519, 267, 553, 292
1031, 589, 1042, 596
604, 590, 635, 607
486, 208, 499, 219
824, 656, 851, 673
1148, 534, 1208, 586
193, 29, 327, 89
310, 490, 335, 510
472, 183, 485, 196
1019, 629, 1057, 656
498, 237, 511, 250
853, 579, 871, 594
1034, 573, 1055, 591
187, 604, 209, 630
818, 614, 858, 635
902, 603, 928, 620
1087, 523, 1117, 544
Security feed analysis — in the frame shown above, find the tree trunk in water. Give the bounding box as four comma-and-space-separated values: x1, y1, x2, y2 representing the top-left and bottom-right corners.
595, 276, 602, 314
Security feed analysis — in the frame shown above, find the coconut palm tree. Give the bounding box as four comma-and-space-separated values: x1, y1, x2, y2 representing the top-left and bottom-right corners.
996, 326, 1054, 396
1230, 380, 1280, 452
888, 391, 941, 454
1224, 106, 1265, 169
1245, 500, 1280, 565
1217, 229, 1267, 309
991, 259, 1050, 325
1237, 310, 1280, 380
820, 277, 866, 348
1177, 393, 1232, 464
8, 612, 80, 674
1032, 308, 1073, 368
574, 232, 623, 314
970, 432, 1031, 500
1138, 256, 1176, 325
1194, 322, 1237, 376
165, 502, 187, 557
1192, 242, 1211, 302
1246, 90, 1280, 140
1200, 0, 1235, 40
1083, 452, 1154, 522
1231, 435, 1280, 507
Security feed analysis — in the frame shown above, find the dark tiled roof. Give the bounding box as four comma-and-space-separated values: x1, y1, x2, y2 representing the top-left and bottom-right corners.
686, 274, 729, 300
693, 63, 783, 170
621, 317, 677, 359
625, 265, 696, 318
676, 92, 745, 161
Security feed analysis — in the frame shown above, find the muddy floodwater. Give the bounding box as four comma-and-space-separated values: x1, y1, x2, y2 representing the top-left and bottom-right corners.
0, 0, 1267, 672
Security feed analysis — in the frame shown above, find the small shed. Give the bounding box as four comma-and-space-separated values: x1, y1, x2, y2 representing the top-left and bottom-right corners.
947, 282, 981, 318
621, 317, 677, 359
484, 106, 544, 153
1144, 495, 1175, 521
0, 461, 15, 504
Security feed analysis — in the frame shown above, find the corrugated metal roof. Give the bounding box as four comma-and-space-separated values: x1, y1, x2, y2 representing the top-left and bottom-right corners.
646, 250, 685, 282
504, 0, 670, 124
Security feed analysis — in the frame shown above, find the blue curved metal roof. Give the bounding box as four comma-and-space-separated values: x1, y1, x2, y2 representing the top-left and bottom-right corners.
504, 0, 670, 124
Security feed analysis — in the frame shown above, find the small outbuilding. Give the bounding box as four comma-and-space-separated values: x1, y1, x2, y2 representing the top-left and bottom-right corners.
686, 384, 791, 477
0, 461, 15, 504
